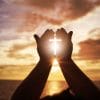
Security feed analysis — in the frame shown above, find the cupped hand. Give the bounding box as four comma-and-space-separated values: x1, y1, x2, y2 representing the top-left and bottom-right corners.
34, 29, 54, 63
56, 28, 73, 61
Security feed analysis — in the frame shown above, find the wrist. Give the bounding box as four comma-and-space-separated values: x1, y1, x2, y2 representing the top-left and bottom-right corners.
39, 58, 52, 66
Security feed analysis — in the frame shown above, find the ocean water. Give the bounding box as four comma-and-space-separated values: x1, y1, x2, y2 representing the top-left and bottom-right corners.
0, 80, 100, 100
41, 81, 68, 98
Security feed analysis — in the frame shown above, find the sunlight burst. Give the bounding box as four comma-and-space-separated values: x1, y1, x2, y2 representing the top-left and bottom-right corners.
49, 33, 62, 55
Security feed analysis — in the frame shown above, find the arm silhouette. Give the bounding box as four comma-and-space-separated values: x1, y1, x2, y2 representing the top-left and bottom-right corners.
11, 29, 54, 100
60, 59, 100, 100
57, 28, 100, 100
11, 61, 51, 100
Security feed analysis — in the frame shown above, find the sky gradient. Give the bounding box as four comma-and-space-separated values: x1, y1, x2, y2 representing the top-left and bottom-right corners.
0, 0, 100, 81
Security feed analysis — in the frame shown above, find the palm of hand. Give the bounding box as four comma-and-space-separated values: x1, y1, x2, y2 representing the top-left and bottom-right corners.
56, 28, 73, 61
34, 28, 73, 62
34, 29, 54, 62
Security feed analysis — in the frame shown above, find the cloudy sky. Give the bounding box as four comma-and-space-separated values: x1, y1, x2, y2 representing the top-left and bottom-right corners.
0, 0, 100, 82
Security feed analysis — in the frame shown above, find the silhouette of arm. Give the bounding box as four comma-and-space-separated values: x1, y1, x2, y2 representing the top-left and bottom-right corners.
59, 59, 100, 100
11, 30, 54, 100
57, 28, 100, 100
11, 61, 51, 100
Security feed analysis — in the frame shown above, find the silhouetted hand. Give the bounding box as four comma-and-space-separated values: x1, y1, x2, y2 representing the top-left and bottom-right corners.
56, 28, 73, 61
57, 29, 100, 100
34, 29, 54, 63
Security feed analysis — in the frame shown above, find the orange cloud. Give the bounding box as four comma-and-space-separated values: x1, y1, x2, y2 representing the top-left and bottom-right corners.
16, 0, 100, 32
8, 53, 32, 59
88, 28, 100, 39
0, 0, 100, 34
17, 13, 64, 32
78, 39, 100, 60
7, 42, 35, 59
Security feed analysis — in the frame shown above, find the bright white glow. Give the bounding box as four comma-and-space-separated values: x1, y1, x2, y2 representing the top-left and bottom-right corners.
49, 33, 62, 55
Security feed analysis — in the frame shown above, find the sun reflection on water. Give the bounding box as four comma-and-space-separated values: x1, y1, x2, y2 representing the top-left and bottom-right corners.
41, 59, 68, 98
41, 81, 68, 98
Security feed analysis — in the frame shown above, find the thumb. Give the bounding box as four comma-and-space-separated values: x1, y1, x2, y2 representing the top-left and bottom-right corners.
68, 31, 73, 39
34, 34, 40, 44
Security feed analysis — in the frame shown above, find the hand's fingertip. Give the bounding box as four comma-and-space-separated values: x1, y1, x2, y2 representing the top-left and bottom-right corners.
56, 28, 67, 35
68, 31, 73, 39
34, 34, 39, 43
61, 27, 65, 31
34, 34, 37, 38
69, 31, 73, 35
49, 29, 54, 33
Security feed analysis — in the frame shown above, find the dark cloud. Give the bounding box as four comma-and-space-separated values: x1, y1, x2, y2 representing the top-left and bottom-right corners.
0, 0, 100, 38
17, 13, 45, 32
17, 13, 63, 32
78, 39, 100, 60
66, 0, 93, 19
0, 0, 33, 31
0, 0, 100, 33
12, 0, 58, 8
14, 0, 100, 32
0, 0, 5, 5
27, 0, 57, 8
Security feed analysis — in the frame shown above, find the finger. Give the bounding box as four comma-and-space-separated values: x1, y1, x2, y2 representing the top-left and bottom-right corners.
42, 29, 54, 39
57, 28, 67, 34
34, 34, 40, 44
68, 31, 73, 39
56, 28, 68, 39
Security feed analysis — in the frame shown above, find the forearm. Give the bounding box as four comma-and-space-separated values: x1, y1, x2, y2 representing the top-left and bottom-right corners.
11, 60, 52, 100
59, 59, 100, 100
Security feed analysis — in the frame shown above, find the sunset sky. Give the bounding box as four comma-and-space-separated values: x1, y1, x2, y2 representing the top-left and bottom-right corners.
0, 0, 100, 82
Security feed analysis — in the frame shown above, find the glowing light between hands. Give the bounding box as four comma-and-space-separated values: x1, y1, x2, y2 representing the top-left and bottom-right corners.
49, 33, 62, 56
